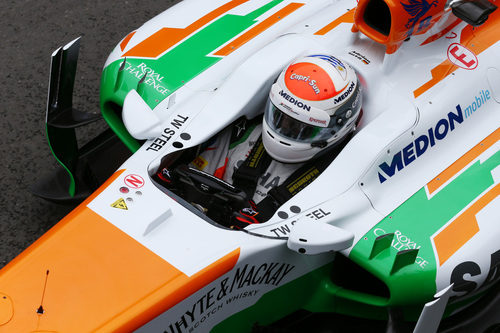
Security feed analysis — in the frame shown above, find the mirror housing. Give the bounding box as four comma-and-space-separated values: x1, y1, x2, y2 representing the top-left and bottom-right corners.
287, 218, 354, 255
122, 90, 162, 140
451, 0, 497, 26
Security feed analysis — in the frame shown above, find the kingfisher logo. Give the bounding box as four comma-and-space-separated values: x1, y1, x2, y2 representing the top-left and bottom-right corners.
400, 0, 438, 38
378, 90, 491, 183
279, 90, 311, 111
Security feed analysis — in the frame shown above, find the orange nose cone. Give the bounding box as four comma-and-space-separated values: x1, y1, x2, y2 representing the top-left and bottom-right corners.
0, 171, 239, 332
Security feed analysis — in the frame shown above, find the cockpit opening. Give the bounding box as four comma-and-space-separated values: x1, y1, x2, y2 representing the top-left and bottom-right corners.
151, 115, 349, 230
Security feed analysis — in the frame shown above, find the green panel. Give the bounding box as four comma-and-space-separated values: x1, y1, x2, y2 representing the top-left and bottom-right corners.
350, 150, 500, 305
45, 124, 77, 196
100, 1, 285, 151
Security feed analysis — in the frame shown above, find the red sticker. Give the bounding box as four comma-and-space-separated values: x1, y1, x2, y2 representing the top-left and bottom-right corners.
124, 174, 145, 189
447, 43, 478, 70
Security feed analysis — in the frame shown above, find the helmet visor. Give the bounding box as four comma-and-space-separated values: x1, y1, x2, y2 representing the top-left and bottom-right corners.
265, 102, 332, 143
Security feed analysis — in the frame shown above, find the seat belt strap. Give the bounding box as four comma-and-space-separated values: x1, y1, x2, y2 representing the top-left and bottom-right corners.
256, 134, 352, 221
232, 136, 272, 198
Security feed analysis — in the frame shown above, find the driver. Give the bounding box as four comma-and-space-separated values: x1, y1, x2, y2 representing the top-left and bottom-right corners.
157, 55, 362, 229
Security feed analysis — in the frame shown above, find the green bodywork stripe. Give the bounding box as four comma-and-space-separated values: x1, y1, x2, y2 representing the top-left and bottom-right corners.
350, 149, 500, 305
45, 124, 76, 196
100, 0, 286, 151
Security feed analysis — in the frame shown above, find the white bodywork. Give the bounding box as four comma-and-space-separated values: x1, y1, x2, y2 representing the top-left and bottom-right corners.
88, 0, 500, 330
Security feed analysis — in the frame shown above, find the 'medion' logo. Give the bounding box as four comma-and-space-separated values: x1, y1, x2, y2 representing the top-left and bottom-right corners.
334, 82, 355, 104
377, 90, 491, 183
279, 90, 311, 111
378, 105, 464, 183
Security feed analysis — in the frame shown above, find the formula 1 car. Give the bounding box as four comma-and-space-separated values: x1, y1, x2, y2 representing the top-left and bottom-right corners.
1, 0, 499, 332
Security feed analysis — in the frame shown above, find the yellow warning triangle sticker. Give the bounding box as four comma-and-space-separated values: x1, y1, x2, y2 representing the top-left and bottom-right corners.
111, 198, 128, 210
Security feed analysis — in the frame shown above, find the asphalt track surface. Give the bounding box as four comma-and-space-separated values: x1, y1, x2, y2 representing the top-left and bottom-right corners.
0, 0, 180, 268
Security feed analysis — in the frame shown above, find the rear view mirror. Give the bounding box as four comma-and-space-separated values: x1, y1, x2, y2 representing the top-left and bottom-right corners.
287, 218, 354, 255
451, 0, 497, 26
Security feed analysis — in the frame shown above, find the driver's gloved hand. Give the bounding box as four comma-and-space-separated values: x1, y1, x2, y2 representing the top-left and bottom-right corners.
229, 200, 262, 229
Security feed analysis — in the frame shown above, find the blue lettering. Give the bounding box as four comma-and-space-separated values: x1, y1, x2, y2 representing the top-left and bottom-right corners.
378, 91, 490, 184
448, 105, 464, 131
415, 135, 429, 157
435, 119, 449, 140
428, 127, 436, 147
379, 151, 404, 179
403, 143, 416, 166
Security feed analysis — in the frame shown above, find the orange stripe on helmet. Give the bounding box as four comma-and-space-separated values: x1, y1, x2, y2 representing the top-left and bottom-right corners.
124, 0, 248, 58
427, 128, 500, 195
214, 3, 305, 57
433, 183, 499, 266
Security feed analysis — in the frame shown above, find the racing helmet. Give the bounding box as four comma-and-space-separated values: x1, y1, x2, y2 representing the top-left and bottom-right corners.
263, 55, 362, 163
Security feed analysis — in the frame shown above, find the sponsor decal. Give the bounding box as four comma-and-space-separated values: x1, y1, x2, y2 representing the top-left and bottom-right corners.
124, 62, 170, 95
163, 262, 295, 333
192, 156, 208, 170
306, 208, 331, 220
267, 208, 332, 237
241, 207, 259, 216
289, 73, 321, 95
309, 117, 327, 125
401, 0, 438, 38
248, 142, 266, 168
147, 114, 189, 152
374, 228, 429, 268
348, 50, 371, 64
333, 81, 355, 105
254, 172, 281, 201
124, 174, 144, 189
378, 90, 491, 183
279, 102, 298, 116
111, 198, 128, 210
269, 222, 296, 237
450, 249, 500, 296
279, 90, 311, 111
287, 167, 320, 194
447, 43, 478, 70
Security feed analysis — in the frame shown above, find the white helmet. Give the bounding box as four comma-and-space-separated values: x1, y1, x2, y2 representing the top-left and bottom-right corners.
262, 55, 362, 163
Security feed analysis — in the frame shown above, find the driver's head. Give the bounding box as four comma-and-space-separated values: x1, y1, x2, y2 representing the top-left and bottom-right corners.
263, 55, 362, 163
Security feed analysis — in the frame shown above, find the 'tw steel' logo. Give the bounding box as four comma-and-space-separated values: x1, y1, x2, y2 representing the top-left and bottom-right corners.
400, 0, 438, 37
